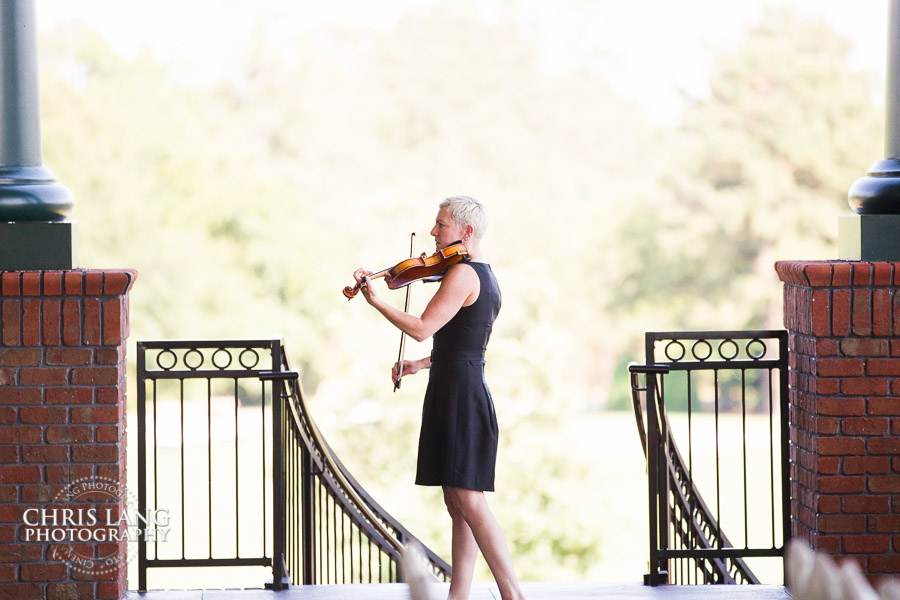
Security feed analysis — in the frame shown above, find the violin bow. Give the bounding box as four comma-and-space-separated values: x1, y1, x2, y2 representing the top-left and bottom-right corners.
394, 232, 415, 392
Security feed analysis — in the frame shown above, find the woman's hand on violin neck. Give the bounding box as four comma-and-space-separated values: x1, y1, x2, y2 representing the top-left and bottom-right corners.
353, 268, 377, 303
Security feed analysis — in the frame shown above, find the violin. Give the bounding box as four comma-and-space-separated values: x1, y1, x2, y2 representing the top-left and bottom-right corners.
343, 241, 469, 300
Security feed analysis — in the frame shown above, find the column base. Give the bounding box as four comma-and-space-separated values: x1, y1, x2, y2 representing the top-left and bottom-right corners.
0, 221, 78, 270
838, 214, 900, 261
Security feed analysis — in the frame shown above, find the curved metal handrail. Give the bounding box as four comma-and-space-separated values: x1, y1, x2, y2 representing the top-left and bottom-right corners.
666, 434, 758, 584
316, 425, 451, 578
279, 345, 452, 582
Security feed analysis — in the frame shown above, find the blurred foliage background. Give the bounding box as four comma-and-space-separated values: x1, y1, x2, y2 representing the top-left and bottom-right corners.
37, 0, 882, 584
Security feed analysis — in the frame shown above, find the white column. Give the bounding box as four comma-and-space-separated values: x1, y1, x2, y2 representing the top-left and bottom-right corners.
886, 0, 900, 158
0, 0, 43, 167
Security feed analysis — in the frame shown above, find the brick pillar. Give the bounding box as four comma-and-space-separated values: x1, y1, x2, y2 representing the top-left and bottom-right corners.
776, 260, 900, 579
0, 270, 136, 600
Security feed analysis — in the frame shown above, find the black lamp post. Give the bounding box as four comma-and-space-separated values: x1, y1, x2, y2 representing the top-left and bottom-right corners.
0, 0, 77, 269
843, 0, 900, 260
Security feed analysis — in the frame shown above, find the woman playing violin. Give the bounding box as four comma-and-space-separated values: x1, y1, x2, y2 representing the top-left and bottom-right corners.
352, 196, 525, 600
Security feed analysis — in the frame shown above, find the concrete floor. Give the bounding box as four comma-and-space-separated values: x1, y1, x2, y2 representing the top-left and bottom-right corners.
127, 582, 792, 600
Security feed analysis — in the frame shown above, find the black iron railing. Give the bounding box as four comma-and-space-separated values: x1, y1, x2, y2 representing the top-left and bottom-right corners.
629, 330, 790, 586
271, 343, 451, 587
136, 340, 278, 591
136, 339, 450, 591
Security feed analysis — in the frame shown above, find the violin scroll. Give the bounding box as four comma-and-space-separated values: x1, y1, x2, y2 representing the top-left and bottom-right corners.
343, 269, 384, 300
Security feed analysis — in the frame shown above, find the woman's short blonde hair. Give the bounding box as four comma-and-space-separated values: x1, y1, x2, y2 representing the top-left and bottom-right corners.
439, 195, 489, 241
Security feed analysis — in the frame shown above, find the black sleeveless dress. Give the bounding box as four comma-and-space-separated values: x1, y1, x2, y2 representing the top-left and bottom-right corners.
415, 262, 501, 492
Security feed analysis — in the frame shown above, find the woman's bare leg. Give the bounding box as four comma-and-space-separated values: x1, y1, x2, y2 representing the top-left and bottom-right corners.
443, 486, 525, 600
444, 489, 479, 600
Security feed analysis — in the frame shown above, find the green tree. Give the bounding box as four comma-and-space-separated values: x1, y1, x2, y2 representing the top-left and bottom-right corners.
596, 7, 882, 366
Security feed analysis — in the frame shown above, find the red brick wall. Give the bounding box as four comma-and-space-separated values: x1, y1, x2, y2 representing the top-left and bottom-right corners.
0, 270, 136, 600
776, 261, 900, 579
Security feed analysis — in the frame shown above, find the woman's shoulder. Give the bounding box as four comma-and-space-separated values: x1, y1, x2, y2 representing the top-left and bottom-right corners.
445, 260, 481, 278
442, 261, 482, 290
457, 260, 489, 270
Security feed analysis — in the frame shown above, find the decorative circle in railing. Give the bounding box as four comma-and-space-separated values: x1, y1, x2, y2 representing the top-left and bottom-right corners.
212, 348, 233, 370
747, 338, 767, 360
239, 348, 260, 369
184, 349, 204, 370
156, 349, 178, 371
664, 340, 686, 362
658, 335, 779, 363
691, 340, 713, 361
718, 339, 739, 361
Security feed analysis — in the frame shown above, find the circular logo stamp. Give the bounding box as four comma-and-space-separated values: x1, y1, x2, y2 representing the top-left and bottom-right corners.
23, 476, 136, 576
